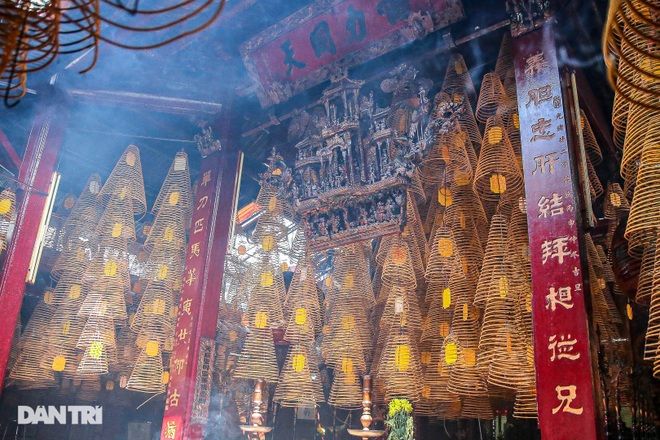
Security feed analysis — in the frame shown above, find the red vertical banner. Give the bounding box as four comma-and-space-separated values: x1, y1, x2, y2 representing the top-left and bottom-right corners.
513, 26, 598, 439
161, 151, 241, 440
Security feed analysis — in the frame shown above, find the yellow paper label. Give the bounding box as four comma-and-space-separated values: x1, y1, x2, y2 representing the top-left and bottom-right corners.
229, 330, 238, 342
488, 126, 503, 144
454, 62, 464, 74
627, 303, 633, 320
163, 226, 174, 242
112, 223, 123, 237
281, 262, 289, 272
462, 303, 469, 321
438, 187, 453, 207
89, 342, 104, 359
439, 322, 450, 337
441, 144, 451, 163
610, 192, 621, 207
157, 265, 169, 280
152, 299, 166, 315
442, 288, 451, 309
44, 290, 54, 305
169, 191, 180, 206
437, 237, 453, 257
513, 113, 520, 129
260, 271, 274, 287
499, 276, 509, 298
344, 274, 355, 288
255, 311, 268, 329
462, 348, 475, 366
325, 277, 333, 287
52, 355, 66, 372
76, 248, 85, 262
62, 321, 70, 335
262, 235, 274, 251
342, 358, 353, 374
119, 186, 128, 200
0, 198, 11, 215
104, 261, 118, 277
395, 345, 410, 372
445, 342, 457, 365
237, 245, 247, 255
490, 173, 507, 194
391, 246, 407, 265
162, 371, 170, 384
268, 196, 278, 212
292, 354, 306, 371
295, 308, 307, 325
342, 315, 355, 331
420, 351, 431, 365
454, 170, 471, 186
145, 341, 159, 357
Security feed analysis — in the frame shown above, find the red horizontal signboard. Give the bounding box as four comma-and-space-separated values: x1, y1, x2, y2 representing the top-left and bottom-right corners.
240, 0, 463, 106
513, 25, 598, 440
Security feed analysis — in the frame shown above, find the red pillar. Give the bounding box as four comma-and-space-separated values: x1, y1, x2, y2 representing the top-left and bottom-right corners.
161, 149, 242, 440
0, 102, 67, 393
513, 25, 599, 438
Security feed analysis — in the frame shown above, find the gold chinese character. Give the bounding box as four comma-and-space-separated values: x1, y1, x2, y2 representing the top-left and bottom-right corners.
201, 170, 212, 187
173, 358, 185, 374
545, 286, 574, 311
177, 328, 188, 341
541, 236, 572, 264
530, 118, 556, 142
538, 192, 564, 218
193, 218, 205, 234
532, 152, 560, 175
167, 388, 181, 408
184, 268, 197, 287
182, 298, 192, 315
548, 334, 580, 361
190, 242, 201, 258
526, 84, 553, 107
552, 385, 584, 415
197, 195, 209, 211
525, 52, 550, 77
165, 421, 177, 439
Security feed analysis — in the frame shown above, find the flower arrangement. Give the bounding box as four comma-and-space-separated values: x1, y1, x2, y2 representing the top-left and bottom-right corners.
385, 398, 414, 440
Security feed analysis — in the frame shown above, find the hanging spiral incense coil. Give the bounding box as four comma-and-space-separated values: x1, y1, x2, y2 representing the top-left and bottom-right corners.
603, 0, 660, 112
441, 53, 477, 107
603, 182, 630, 219
474, 214, 509, 308
98, 145, 147, 216
274, 344, 324, 407
473, 116, 524, 204
475, 73, 512, 124
234, 326, 280, 383
625, 143, 660, 256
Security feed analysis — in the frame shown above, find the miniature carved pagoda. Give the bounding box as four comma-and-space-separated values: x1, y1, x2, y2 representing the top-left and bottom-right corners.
291, 68, 432, 251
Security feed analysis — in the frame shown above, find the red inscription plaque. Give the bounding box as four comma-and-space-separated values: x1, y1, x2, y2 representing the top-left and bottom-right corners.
240, 0, 463, 106
513, 25, 598, 440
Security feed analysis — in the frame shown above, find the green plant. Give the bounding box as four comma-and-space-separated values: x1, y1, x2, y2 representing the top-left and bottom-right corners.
385, 398, 414, 440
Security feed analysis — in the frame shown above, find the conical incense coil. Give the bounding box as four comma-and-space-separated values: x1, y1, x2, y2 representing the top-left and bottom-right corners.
441, 53, 477, 106
284, 258, 322, 339
381, 242, 417, 290
9, 300, 58, 385
475, 73, 511, 124
503, 110, 522, 162
378, 285, 423, 345
333, 242, 377, 308
474, 214, 509, 308
620, 104, 660, 187
151, 151, 193, 228
377, 331, 423, 403
274, 344, 324, 407
626, 143, 660, 256
406, 192, 428, 258
579, 110, 603, 166
234, 327, 280, 383
328, 359, 363, 409
425, 226, 461, 284
587, 156, 604, 200
76, 316, 116, 376
603, 182, 630, 218
289, 227, 309, 265
473, 116, 523, 204
513, 385, 539, 419
98, 145, 147, 216
126, 341, 165, 394
421, 292, 453, 344
52, 175, 103, 280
